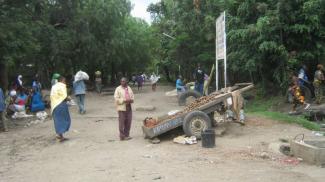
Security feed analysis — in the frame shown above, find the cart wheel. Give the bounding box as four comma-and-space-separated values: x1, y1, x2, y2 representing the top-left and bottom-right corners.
178, 90, 202, 106
183, 111, 212, 138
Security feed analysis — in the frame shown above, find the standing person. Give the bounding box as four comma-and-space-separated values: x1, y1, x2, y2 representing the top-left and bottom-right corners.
150, 73, 159, 92
32, 74, 42, 93
313, 64, 325, 104
131, 74, 136, 86
14, 75, 23, 90
73, 78, 86, 114
94, 71, 102, 94
298, 65, 309, 86
114, 77, 134, 141
50, 76, 71, 142
194, 64, 205, 95
0, 87, 8, 132
136, 74, 143, 91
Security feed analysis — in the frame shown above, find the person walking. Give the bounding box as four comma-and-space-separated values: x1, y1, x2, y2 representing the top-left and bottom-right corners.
194, 64, 205, 95
94, 71, 102, 93
73, 78, 86, 114
0, 87, 8, 132
50, 76, 71, 142
136, 74, 143, 91
114, 77, 134, 141
150, 73, 160, 92
313, 64, 325, 104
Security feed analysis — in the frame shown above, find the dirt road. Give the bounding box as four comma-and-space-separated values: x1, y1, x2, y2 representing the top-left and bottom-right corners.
0, 85, 324, 182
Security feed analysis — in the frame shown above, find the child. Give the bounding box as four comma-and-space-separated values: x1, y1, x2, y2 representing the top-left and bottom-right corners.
289, 75, 310, 114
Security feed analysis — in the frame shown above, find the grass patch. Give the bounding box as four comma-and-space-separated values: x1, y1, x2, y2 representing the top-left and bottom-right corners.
246, 97, 320, 131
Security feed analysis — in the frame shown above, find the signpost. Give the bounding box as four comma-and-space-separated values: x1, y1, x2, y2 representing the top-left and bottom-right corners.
215, 11, 226, 90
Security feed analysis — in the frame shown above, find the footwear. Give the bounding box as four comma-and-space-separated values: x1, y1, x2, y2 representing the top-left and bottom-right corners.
125, 136, 132, 140
56, 135, 67, 142
289, 111, 297, 115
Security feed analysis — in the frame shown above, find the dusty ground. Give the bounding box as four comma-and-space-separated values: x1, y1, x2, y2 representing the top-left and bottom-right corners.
0, 85, 324, 182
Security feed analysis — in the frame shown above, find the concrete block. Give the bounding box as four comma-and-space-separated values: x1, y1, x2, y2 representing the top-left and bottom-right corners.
290, 140, 325, 166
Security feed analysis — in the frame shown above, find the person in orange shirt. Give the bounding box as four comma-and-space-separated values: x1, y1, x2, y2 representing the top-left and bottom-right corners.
289, 75, 310, 114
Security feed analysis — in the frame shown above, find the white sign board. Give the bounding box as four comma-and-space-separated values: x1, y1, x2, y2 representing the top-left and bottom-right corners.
215, 11, 227, 91
216, 13, 225, 60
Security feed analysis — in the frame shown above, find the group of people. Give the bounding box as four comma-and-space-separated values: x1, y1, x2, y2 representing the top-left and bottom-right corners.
131, 73, 160, 92
0, 75, 45, 132
176, 64, 210, 96
289, 64, 325, 113
49, 73, 134, 142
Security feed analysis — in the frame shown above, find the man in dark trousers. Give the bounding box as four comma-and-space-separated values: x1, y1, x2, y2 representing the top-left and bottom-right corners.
194, 64, 205, 95
114, 77, 134, 141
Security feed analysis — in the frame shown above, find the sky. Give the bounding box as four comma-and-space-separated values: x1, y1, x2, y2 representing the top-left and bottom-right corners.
130, 0, 160, 23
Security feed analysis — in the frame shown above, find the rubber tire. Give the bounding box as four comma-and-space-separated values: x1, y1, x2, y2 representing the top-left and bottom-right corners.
178, 90, 202, 106
183, 111, 212, 138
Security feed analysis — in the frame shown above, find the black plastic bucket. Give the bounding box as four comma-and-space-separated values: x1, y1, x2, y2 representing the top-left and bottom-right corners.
201, 129, 215, 148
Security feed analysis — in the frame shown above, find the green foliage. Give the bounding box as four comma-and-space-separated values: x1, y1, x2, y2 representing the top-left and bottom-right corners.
0, 0, 158, 86
149, 0, 325, 91
246, 97, 320, 131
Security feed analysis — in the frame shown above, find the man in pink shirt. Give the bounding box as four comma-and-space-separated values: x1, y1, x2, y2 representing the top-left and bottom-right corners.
114, 77, 134, 140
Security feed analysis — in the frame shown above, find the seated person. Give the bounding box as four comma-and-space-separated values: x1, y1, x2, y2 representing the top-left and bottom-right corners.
30, 91, 45, 112
176, 75, 186, 94
8, 89, 27, 113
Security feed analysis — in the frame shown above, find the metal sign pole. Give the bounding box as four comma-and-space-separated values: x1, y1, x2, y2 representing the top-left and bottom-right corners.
216, 19, 219, 91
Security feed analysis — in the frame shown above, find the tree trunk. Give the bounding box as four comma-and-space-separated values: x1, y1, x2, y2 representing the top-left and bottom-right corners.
163, 65, 173, 82
110, 61, 116, 85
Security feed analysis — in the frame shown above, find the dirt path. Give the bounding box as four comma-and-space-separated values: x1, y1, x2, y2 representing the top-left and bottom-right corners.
0, 85, 324, 182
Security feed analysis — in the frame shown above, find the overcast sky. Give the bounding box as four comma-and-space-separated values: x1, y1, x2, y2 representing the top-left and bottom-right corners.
130, 0, 160, 23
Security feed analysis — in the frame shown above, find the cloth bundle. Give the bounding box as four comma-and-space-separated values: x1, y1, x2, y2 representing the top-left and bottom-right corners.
74, 71, 89, 82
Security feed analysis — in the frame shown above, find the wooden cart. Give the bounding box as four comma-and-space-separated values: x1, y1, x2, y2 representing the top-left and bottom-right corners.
142, 83, 254, 139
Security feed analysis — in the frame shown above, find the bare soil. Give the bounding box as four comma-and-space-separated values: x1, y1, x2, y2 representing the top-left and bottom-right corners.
0, 85, 324, 182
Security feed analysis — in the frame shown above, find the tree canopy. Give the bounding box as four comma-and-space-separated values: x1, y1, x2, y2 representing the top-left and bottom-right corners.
0, 0, 157, 88
1, 0, 325, 94
149, 0, 325, 91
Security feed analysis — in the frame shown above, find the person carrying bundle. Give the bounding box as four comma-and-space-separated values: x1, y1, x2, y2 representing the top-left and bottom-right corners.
73, 70, 89, 114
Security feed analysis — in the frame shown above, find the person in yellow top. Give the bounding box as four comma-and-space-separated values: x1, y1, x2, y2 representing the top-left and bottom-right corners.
114, 77, 134, 141
50, 76, 71, 142
313, 64, 325, 104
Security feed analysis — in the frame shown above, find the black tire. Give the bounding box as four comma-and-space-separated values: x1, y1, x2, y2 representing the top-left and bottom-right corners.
183, 111, 212, 138
178, 90, 202, 106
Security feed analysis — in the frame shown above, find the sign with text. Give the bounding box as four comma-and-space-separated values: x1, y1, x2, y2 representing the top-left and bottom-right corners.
216, 12, 225, 60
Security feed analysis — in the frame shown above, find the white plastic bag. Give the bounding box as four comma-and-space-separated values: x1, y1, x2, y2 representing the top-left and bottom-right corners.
74, 70, 89, 82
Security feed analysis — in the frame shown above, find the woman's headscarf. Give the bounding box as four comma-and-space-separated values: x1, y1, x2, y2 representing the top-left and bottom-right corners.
52, 73, 60, 80
50, 81, 67, 113
17, 75, 23, 86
